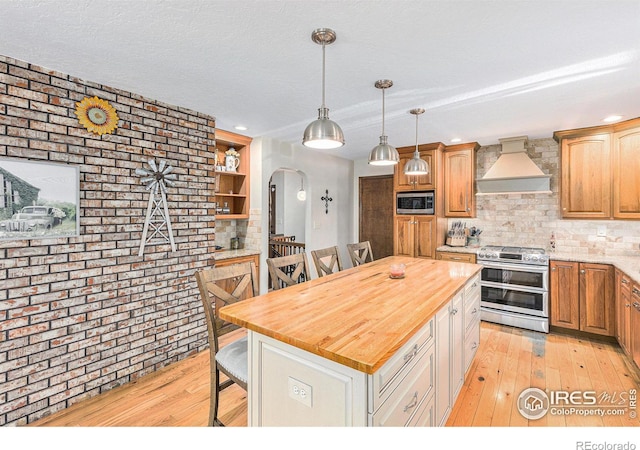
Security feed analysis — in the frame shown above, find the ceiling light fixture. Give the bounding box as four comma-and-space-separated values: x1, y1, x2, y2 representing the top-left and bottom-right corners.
603, 115, 623, 123
234, 125, 248, 131
302, 28, 345, 150
450, 138, 462, 143
368, 79, 399, 166
403, 108, 430, 176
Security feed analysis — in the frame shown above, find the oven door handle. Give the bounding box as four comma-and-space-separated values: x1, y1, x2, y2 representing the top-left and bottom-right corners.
479, 261, 549, 273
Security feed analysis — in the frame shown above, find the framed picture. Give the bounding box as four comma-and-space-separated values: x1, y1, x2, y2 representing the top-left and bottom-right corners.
0, 158, 80, 240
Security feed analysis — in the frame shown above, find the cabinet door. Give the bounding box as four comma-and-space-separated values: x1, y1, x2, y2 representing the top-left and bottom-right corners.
450, 292, 465, 401
435, 302, 451, 426
631, 285, 640, 370
444, 149, 475, 217
395, 150, 434, 191
550, 260, 580, 330
612, 128, 640, 219
579, 263, 615, 336
414, 216, 435, 259
560, 134, 611, 218
394, 216, 414, 257
616, 270, 632, 354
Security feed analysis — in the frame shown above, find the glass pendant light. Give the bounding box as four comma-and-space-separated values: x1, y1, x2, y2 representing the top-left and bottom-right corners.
368, 79, 399, 165
297, 176, 306, 201
403, 108, 430, 175
302, 28, 345, 149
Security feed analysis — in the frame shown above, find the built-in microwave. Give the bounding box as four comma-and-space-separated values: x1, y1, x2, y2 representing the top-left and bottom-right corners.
396, 191, 434, 215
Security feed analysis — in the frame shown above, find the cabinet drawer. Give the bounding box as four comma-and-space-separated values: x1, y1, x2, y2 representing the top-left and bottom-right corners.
370, 345, 435, 427
464, 274, 480, 297
464, 319, 481, 373
368, 318, 434, 413
437, 251, 476, 263
407, 392, 435, 427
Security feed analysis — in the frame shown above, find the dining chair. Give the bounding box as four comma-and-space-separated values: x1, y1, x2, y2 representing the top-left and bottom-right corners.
194, 261, 258, 426
310, 245, 343, 278
346, 241, 374, 267
266, 252, 311, 290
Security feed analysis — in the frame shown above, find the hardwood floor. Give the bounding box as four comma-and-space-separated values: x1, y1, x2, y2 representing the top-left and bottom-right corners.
31, 323, 639, 427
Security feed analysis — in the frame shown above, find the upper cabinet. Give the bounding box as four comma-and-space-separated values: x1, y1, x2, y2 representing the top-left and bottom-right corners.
553, 117, 640, 220
443, 142, 479, 218
212, 129, 252, 220
394, 143, 444, 191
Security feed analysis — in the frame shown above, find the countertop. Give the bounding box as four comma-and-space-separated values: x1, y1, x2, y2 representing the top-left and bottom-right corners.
219, 256, 482, 374
437, 245, 640, 285
214, 248, 260, 261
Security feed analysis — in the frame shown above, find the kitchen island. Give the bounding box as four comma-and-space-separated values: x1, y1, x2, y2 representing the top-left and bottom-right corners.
220, 256, 481, 426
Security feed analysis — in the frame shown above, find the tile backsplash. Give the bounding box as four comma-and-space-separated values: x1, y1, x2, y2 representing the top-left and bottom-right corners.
215, 208, 261, 250
455, 137, 640, 257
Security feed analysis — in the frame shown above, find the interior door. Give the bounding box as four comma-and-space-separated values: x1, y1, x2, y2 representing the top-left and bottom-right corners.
359, 175, 393, 259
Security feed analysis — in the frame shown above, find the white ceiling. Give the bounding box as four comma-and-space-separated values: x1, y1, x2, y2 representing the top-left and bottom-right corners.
1, 0, 639, 160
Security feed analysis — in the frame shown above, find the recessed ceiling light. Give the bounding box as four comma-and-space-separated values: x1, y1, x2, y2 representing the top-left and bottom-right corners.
234, 125, 248, 131
450, 138, 462, 143
603, 115, 622, 123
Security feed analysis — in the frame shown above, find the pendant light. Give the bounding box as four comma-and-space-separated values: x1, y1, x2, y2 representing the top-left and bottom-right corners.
297, 176, 306, 201
302, 28, 345, 150
403, 108, 430, 175
368, 79, 399, 165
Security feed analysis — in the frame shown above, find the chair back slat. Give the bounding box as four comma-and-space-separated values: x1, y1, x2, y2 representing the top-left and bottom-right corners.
311, 246, 343, 277
346, 241, 374, 267
266, 253, 311, 290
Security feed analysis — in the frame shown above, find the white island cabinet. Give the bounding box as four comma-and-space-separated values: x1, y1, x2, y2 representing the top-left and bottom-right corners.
220, 257, 482, 427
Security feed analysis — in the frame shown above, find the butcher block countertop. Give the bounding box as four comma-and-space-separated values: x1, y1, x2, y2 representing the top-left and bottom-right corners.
220, 256, 482, 374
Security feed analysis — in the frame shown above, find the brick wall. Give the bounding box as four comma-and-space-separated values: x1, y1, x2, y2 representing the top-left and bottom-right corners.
0, 55, 216, 425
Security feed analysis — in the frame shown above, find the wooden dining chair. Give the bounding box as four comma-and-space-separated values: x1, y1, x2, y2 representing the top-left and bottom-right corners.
195, 261, 258, 426
266, 252, 311, 290
310, 246, 343, 278
346, 241, 374, 267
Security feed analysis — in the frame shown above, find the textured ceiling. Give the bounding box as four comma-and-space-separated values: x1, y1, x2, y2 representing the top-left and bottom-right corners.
1, 0, 639, 160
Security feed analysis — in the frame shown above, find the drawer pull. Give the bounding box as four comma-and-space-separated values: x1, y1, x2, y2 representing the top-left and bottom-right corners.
472, 282, 478, 287
471, 307, 478, 315
403, 344, 419, 362
622, 279, 629, 285
633, 302, 640, 309
471, 342, 478, 350
633, 288, 640, 296
403, 391, 419, 413
451, 257, 462, 260
451, 308, 459, 315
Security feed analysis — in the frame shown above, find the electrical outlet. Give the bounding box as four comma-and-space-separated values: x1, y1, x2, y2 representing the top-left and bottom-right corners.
288, 376, 312, 407
597, 226, 607, 237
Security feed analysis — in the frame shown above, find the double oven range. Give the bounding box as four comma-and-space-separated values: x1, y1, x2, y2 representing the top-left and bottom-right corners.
477, 245, 550, 333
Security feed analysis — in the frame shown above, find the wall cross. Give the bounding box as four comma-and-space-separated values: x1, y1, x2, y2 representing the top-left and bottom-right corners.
321, 189, 333, 214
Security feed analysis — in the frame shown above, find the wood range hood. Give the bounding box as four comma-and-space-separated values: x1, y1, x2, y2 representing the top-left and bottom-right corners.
476, 136, 551, 195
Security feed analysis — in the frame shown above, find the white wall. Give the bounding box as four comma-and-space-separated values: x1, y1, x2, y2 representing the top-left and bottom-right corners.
251, 137, 355, 293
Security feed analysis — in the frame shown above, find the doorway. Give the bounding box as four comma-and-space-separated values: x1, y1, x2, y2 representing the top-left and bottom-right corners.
359, 175, 394, 259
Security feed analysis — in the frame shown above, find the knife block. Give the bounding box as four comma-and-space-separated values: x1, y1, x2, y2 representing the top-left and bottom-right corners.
446, 236, 467, 247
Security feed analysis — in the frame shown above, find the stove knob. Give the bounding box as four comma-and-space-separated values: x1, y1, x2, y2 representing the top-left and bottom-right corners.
531, 255, 539, 262
478, 252, 485, 258
491, 253, 498, 259
524, 255, 531, 261
539, 256, 548, 264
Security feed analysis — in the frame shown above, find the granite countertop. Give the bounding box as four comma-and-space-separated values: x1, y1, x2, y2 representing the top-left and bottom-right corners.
214, 248, 261, 261
436, 245, 640, 285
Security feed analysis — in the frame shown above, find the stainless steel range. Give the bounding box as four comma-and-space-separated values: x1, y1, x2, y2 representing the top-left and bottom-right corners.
477, 245, 549, 333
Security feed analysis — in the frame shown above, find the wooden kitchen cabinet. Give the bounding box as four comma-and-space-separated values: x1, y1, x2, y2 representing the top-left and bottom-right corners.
212, 129, 252, 219
631, 283, 640, 370
550, 260, 580, 330
550, 260, 615, 336
615, 269, 632, 355
394, 143, 444, 191
553, 117, 640, 220
394, 215, 435, 259
443, 142, 479, 218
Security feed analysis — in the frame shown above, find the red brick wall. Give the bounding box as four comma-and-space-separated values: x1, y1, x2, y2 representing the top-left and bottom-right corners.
0, 55, 216, 425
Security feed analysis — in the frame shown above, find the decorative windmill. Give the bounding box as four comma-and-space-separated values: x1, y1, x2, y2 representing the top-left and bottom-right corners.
135, 159, 177, 256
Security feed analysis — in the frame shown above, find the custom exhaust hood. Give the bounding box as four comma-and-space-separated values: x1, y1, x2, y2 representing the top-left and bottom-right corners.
476, 136, 551, 195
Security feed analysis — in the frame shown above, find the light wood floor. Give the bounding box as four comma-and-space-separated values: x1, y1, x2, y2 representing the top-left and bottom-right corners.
31, 322, 640, 427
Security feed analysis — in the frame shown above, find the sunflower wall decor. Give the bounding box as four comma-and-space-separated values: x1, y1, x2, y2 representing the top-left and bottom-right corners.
74, 96, 119, 135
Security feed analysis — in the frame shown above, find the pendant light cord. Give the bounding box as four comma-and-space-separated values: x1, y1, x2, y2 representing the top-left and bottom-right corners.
381, 87, 386, 136
414, 113, 419, 156
321, 42, 326, 109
